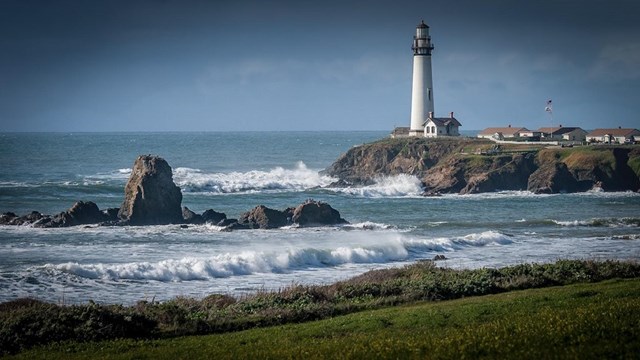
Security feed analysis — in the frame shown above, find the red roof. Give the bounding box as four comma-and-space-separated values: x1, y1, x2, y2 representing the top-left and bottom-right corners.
478, 127, 528, 136
586, 128, 640, 137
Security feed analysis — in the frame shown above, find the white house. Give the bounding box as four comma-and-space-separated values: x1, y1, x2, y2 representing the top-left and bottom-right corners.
423, 112, 461, 138
538, 126, 587, 142
586, 128, 640, 144
477, 126, 528, 140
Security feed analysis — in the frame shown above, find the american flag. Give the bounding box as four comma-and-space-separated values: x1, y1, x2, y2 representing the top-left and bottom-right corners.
545, 99, 553, 113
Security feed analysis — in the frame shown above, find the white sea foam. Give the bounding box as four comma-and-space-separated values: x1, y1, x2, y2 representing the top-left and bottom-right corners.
173, 161, 334, 194
331, 174, 423, 198
0, 181, 38, 188
441, 190, 555, 200
455, 230, 513, 246
341, 222, 395, 231
552, 218, 640, 227
47, 243, 411, 281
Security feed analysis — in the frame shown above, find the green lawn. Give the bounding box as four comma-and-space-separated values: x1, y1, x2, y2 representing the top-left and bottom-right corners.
10, 278, 639, 359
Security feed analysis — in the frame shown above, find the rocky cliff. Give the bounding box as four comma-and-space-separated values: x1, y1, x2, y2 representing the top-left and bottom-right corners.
325, 138, 640, 194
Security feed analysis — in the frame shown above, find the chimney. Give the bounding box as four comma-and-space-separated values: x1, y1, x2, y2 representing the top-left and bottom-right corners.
449, 112, 454, 118
508, 124, 511, 128
619, 126, 622, 129
428, 111, 433, 119
559, 124, 562, 127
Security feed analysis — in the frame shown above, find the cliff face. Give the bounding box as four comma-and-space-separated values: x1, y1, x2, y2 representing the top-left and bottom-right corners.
325, 138, 640, 194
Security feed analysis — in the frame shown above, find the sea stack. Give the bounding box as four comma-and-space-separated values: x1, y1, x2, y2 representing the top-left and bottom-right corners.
118, 155, 183, 225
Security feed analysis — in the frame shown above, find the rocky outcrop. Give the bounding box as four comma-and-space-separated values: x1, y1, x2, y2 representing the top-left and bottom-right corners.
215, 200, 349, 230
201, 209, 227, 224
461, 153, 537, 194
325, 137, 472, 185
0, 202, 111, 228
0, 211, 43, 226
182, 207, 204, 225
1, 154, 352, 230
239, 205, 289, 229
326, 138, 640, 194
291, 199, 348, 226
527, 162, 580, 194
118, 155, 183, 225
42, 201, 108, 228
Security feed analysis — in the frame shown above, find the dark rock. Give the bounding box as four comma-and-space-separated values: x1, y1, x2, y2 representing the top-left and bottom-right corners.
182, 207, 204, 224
118, 155, 183, 225
433, 254, 447, 261
0, 212, 17, 225
239, 205, 288, 229
527, 162, 580, 194
461, 153, 536, 194
223, 222, 251, 231
291, 199, 348, 227
180, 224, 189, 229
202, 209, 227, 224
283, 207, 295, 223
66, 201, 105, 225
217, 218, 238, 227
102, 208, 120, 222
10, 211, 45, 226
36, 201, 106, 228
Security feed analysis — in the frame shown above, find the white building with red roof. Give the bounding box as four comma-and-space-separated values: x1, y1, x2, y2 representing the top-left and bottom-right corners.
586, 128, 640, 144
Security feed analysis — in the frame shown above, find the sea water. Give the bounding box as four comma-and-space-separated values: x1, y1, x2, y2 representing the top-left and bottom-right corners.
1, 132, 639, 304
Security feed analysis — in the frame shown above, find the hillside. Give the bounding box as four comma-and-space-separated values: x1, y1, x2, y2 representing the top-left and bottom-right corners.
324, 137, 640, 194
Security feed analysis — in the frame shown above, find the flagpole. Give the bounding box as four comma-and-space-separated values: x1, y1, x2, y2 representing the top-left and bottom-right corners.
545, 99, 553, 141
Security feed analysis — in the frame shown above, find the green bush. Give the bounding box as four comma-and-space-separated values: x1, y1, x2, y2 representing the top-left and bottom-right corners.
2, 259, 640, 355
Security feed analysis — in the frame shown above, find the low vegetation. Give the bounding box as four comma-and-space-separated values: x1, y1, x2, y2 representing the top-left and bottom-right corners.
11, 278, 639, 359
2, 259, 639, 356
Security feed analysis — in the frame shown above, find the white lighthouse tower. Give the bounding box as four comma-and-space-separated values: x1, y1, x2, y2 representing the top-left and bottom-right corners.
409, 20, 435, 136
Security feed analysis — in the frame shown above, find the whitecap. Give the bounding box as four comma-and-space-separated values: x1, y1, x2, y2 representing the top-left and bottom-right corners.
330, 174, 423, 198
173, 161, 334, 194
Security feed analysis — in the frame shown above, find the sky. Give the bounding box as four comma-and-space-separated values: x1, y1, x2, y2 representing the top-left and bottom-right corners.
1, 0, 639, 132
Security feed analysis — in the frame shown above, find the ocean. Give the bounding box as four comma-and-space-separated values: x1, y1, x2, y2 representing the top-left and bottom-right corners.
1, 131, 639, 305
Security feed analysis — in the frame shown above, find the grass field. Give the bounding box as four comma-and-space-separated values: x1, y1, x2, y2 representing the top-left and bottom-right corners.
8, 278, 639, 359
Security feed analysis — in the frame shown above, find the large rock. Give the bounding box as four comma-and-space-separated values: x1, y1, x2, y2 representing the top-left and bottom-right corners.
118, 155, 183, 225
239, 205, 288, 229
201, 209, 227, 224
527, 162, 580, 194
182, 207, 204, 225
0, 212, 17, 225
461, 153, 536, 194
291, 200, 348, 227
32, 201, 107, 228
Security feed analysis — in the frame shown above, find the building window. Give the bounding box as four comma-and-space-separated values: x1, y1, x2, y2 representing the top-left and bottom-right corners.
432, 126, 436, 133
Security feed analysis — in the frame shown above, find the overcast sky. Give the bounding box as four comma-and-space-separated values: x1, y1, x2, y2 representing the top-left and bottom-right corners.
1, 0, 639, 132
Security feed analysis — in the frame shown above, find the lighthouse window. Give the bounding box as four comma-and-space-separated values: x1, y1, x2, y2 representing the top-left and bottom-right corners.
428, 89, 431, 101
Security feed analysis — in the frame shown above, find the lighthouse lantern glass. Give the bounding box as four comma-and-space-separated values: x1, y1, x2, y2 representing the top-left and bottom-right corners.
417, 27, 427, 39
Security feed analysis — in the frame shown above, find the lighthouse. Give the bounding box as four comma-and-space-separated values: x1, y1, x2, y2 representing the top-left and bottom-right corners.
409, 20, 435, 136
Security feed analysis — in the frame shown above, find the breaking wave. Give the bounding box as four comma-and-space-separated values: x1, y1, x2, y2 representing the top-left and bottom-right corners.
173, 162, 334, 194
44, 231, 512, 282
330, 174, 423, 198
553, 217, 640, 227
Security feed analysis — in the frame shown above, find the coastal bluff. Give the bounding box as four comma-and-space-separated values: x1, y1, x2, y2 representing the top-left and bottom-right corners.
324, 137, 640, 194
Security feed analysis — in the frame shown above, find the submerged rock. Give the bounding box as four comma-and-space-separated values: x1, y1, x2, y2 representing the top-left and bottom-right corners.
118, 155, 183, 225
